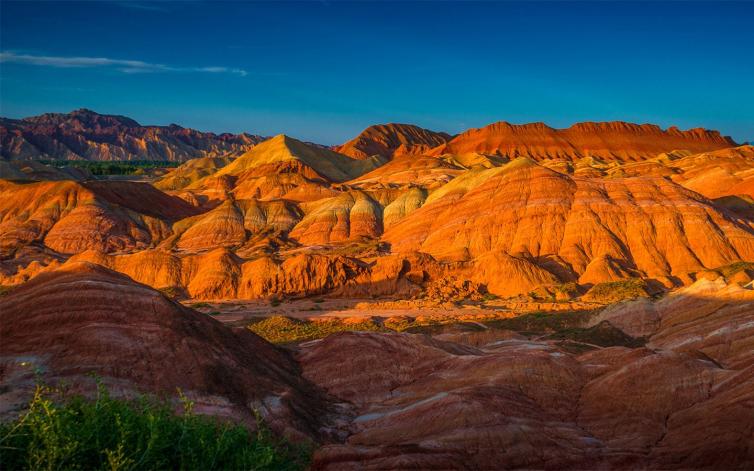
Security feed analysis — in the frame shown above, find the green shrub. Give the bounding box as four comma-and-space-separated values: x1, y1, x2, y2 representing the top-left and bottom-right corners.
0, 384, 309, 471
248, 316, 384, 344
714, 261, 754, 278
39, 160, 180, 176
190, 302, 212, 309
583, 278, 649, 304
484, 310, 595, 334
158, 286, 185, 301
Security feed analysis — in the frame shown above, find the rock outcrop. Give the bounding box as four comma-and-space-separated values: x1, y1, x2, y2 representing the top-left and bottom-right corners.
0, 180, 197, 254
384, 158, 754, 292
428, 121, 736, 161
334, 123, 451, 159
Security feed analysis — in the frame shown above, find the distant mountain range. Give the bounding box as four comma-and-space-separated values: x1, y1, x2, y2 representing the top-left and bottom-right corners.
0, 108, 739, 163
0, 109, 264, 162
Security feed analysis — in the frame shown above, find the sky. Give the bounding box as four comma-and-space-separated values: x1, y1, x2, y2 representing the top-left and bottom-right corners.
1, 0, 752, 144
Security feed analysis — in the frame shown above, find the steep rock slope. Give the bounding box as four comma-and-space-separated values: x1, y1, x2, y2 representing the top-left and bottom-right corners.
216, 134, 384, 183
181, 135, 385, 203
428, 121, 736, 161
154, 155, 233, 191
173, 198, 301, 252
383, 158, 754, 289
0, 180, 197, 254
670, 145, 754, 199
0, 109, 263, 161
334, 123, 451, 159
289, 191, 383, 245
348, 154, 465, 188
0, 262, 329, 438
62, 249, 367, 300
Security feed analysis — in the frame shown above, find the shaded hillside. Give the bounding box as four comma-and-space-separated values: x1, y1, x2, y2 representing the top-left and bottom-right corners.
0, 109, 264, 162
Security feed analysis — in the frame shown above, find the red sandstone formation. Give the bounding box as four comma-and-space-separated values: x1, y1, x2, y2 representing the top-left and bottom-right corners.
333, 123, 451, 159
428, 121, 736, 161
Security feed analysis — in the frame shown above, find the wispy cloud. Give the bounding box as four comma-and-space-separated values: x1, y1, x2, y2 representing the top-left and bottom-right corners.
0, 52, 247, 77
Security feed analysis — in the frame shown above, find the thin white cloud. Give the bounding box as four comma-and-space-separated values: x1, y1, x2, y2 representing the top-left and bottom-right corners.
0, 52, 247, 76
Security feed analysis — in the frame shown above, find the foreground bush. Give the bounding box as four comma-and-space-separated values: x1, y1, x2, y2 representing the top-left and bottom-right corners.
0, 384, 308, 470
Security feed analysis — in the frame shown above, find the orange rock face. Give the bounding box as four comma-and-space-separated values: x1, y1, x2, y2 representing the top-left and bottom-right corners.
670, 145, 754, 199
2, 118, 752, 302
0, 179, 197, 255
429, 121, 736, 161
383, 158, 754, 293
333, 123, 451, 159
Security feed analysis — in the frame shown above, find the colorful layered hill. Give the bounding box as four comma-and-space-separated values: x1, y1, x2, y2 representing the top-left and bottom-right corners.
167, 134, 387, 204
2, 260, 752, 469
0, 108, 264, 161
1, 117, 752, 301
383, 158, 754, 292
333, 123, 451, 159
0, 262, 329, 438
428, 121, 736, 161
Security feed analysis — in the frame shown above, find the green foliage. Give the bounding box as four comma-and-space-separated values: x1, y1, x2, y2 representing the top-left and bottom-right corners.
39, 160, 180, 176
189, 302, 212, 309
584, 278, 649, 303
483, 310, 595, 335
248, 315, 384, 344
714, 261, 754, 279
0, 384, 309, 471
249, 314, 494, 344
158, 286, 184, 301
543, 321, 646, 350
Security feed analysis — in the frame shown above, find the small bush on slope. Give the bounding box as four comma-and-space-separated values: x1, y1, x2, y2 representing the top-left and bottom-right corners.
582, 278, 650, 304
0, 384, 309, 471
248, 315, 384, 343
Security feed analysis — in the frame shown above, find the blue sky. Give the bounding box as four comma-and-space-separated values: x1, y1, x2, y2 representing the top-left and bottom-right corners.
1, 1, 752, 144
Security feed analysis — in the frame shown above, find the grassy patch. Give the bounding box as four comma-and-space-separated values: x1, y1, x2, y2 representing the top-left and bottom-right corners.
543, 321, 646, 349
0, 384, 309, 471
40, 159, 180, 176
190, 302, 212, 309
483, 310, 595, 334
158, 286, 185, 301
583, 278, 650, 304
713, 261, 754, 278
248, 316, 385, 344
